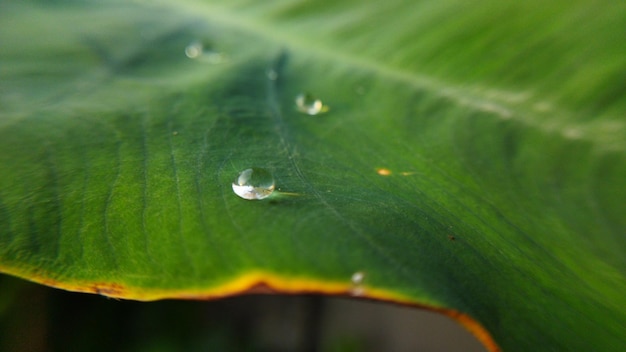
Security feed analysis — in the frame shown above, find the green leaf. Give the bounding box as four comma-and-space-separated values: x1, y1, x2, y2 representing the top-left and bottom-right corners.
1, 1, 625, 351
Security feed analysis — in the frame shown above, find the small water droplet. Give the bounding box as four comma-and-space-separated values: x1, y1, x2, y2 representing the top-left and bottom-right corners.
350, 271, 365, 296
266, 69, 278, 81
185, 41, 227, 64
185, 41, 204, 59
232, 168, 275, 200
351, 271, 365, 284
295, 92, 327, 115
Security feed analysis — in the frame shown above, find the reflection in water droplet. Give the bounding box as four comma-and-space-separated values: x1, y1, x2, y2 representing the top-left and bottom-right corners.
232, 168, 275, 200
350, 271, 365, 296
295, 92, 326, 115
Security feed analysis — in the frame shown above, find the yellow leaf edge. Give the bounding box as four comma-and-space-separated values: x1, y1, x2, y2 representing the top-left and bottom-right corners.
1, 264, 500, 351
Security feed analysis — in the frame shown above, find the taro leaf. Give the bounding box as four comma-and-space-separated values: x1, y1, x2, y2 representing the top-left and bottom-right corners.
1, 1, 625, 351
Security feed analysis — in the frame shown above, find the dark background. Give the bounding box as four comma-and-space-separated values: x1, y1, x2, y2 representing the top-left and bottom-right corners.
0, 275, 485, 352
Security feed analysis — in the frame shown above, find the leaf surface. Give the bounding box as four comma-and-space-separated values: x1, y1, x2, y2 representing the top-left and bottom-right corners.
1, 1, 625, 351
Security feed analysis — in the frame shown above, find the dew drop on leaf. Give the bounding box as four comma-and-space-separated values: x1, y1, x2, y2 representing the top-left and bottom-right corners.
184, 41, 204, 59
295, 92, 326, 115
232, 168, 275, 200
351, 271, 365, 285
266, 69, 278, 81
350, 271, 366, 296
185, 41, 227, 64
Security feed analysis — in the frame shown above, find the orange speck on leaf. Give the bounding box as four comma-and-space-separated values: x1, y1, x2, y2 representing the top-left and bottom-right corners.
377, 168, 392, 176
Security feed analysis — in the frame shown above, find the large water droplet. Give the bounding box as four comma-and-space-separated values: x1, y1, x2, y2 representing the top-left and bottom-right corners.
232, 168, 275, 200
295, 92, 326, 115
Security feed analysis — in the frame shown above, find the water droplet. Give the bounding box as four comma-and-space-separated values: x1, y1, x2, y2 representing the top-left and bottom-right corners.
232, 168, 275, 200
295, 92, 327, 115
185, 41, 227, 64
350, 271, 365, 296
266, 69, 278, 81
185, 41, 204, 59
351, 271, 365, 284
